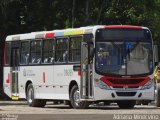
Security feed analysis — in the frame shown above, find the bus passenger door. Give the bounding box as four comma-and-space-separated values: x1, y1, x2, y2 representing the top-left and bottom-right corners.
10, 48, 20, 100
80, 42, 93, 99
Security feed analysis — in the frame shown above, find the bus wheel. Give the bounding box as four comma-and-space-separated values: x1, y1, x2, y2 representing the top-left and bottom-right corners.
117, 100, 136, 109
70, 85, 89, 109
27, 84, 46, 107
156, 84, 160, 107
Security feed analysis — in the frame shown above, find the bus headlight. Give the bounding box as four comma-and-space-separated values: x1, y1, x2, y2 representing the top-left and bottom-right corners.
95, 79, 110, 90
141, 80, 153, 90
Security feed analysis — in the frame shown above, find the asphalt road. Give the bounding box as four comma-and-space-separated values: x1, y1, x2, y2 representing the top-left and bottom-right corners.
0, 101, 160, 120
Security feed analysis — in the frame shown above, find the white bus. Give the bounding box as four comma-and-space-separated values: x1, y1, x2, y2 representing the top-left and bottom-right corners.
3, 25, 154, 109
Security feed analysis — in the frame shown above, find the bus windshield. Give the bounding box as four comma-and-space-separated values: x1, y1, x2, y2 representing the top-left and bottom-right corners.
95, 29, 153, 76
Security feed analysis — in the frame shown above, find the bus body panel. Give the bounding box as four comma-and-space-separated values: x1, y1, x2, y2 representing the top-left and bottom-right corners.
17, 65, 79, 100
18, 65, 54, 99
4, 64, 81, 100
3, 67, 11, 97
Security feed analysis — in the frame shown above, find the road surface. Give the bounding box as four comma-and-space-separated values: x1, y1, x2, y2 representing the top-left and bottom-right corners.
0, 101, 160, 120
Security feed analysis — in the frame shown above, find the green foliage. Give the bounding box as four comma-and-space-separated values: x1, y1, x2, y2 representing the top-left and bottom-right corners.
0, 0, 160, 99
0, 0, 160, 42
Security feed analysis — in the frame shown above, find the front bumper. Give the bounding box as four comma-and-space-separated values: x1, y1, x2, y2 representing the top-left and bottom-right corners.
93, 85, 155, 101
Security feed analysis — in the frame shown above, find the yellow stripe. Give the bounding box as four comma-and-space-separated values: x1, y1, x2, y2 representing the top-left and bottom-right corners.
11, 96, 19, 100
64, 29, 84, 36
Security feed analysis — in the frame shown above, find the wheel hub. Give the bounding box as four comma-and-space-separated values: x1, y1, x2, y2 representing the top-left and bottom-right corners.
73, 89, 81, 106
28, 88, 33, 103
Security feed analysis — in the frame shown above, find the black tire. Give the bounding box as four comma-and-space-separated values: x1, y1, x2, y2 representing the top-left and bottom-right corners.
70, 85, 89, 109
117, 100, 136, 109
27, 84, 46, 107
156, 84, 160, 107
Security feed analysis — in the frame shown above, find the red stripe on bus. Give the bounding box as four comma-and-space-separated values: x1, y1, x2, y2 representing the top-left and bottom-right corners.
105, 25, 143, 29
45, 32, 55, 38
6, 73, 10, 83
43, 72, 46, 83
78, 71, 81, 76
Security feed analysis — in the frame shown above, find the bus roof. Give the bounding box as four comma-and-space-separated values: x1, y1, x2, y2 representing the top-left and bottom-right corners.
5, 25, 148, 41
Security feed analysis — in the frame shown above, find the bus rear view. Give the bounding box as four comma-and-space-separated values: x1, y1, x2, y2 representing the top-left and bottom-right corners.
93, 25, 154, 108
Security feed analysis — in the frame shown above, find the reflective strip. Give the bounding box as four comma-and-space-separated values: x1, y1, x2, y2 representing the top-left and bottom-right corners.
78, 71, 81, 76
11, 96, 19, 100
43, 72, 46, 83
105, 25, 143, 29
6, 73, 10, 84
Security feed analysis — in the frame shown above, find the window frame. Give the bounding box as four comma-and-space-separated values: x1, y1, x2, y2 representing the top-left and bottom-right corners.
20, 40, 30, 65
6, 35, 84, 67
4, 41, 11, 66
68, 36, 83, 63
41, 38, 55, 65
29, 39, 42, 65
55, 37, 69, 64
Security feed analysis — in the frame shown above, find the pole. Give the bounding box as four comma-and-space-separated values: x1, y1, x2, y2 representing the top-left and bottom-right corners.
72, 0, 75, 28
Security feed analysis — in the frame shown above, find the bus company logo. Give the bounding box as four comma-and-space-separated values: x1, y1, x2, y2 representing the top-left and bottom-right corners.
23, 69, 35, 77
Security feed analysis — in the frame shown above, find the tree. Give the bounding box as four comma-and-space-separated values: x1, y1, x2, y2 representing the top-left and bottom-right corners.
1, 0, 160, 99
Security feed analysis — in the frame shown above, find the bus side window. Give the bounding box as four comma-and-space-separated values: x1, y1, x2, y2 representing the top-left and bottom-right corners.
55, 38, 69, 63
42, 39, 54, 64
30, 40, 42, 64
20, 41, 30, 65
4, 42, 11, 65
69, 37, 82, 62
